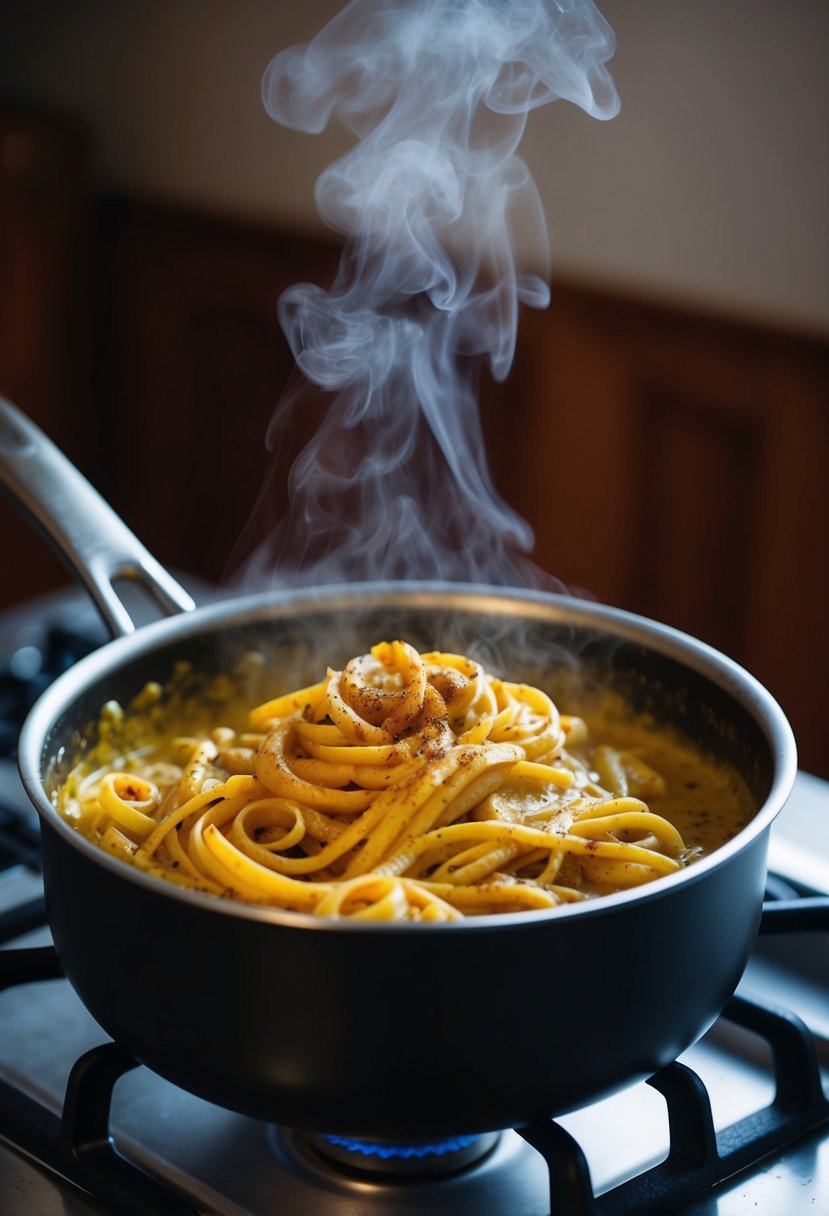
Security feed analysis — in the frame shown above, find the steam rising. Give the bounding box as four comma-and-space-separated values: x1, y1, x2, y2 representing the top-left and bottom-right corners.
231, 0, 618, 589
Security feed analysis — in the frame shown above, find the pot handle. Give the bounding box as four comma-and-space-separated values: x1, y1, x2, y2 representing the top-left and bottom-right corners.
0, 396, 196, 638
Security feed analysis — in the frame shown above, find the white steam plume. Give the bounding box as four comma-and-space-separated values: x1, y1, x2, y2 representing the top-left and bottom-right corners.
229, 0, 618, 590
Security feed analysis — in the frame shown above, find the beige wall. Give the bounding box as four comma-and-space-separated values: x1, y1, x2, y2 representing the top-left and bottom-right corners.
1, 0, 827, 333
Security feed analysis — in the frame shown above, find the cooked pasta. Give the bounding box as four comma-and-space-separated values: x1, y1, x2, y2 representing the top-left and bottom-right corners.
58, 640, 726, 921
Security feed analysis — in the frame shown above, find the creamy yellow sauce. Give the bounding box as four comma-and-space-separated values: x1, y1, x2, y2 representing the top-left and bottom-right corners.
54, 649, 757, 918
574, 718, 754, 857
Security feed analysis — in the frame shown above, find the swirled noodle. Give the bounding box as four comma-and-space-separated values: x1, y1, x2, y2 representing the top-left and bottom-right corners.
60, 640, 702, 920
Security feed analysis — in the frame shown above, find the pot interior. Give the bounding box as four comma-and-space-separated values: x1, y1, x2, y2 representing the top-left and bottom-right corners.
36, 588, 780, 821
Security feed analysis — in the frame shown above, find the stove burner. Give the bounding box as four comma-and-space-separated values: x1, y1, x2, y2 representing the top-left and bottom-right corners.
310, 1130, 499, 1177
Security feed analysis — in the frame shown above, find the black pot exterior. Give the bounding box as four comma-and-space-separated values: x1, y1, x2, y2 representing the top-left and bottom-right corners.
42, 803, 768, 1138
22, 586, 795, 1139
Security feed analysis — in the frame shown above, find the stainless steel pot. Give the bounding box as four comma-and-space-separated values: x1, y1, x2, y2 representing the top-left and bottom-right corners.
1, 397, 797, 1139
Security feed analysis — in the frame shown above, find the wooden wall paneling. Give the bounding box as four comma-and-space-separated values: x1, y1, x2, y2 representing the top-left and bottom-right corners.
739, 351, 829, 776
507, 303, 639, 604
85, 208, 828, 774
626, 318, 767, 659
92, 203, 341, 586
2, 133, 825, 771
625, 319, 829, 777
494, 283, 829, 776
0, 107, 92, 606
632, 386, 762, 659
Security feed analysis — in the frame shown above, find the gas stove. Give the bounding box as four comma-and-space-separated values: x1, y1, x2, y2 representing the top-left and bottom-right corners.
0, 590, 827, 1215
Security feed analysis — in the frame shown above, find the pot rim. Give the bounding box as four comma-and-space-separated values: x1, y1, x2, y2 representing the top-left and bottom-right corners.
18, 580, 797, 933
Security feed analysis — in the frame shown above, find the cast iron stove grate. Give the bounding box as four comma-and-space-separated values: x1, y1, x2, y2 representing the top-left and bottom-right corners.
0, 893, 827, 1216
0, 623, 100, 757
0, 798, 44, 944
0, 773, 44, 945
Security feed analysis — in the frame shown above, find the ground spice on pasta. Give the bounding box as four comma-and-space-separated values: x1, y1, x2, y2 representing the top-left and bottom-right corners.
57, 641, 752, 920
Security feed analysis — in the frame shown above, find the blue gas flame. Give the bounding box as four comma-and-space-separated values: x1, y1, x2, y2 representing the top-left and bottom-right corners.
322, 1133, 480, 1160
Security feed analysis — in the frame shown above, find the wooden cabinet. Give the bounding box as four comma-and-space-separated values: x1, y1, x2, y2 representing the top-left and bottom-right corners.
87, 202, 337, 583
0, 107, 92, 597
490, 289, 829, 776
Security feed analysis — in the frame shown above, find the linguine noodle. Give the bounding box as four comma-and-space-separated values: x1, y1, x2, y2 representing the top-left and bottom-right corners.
59, 641, 702, 920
